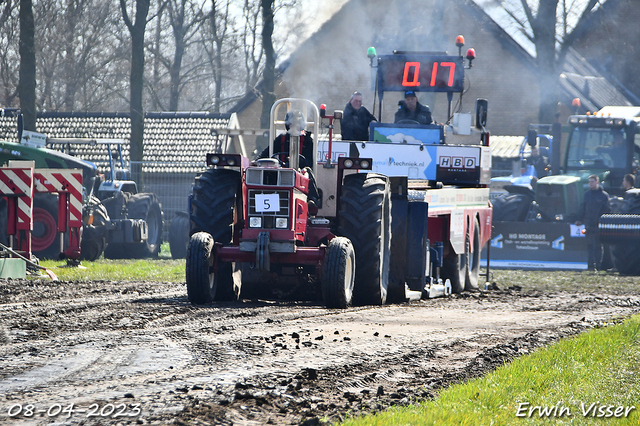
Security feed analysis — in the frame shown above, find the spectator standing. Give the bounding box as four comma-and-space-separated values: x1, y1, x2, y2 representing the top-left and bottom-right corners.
576, 174, 611, 271
341, 91, 377, 141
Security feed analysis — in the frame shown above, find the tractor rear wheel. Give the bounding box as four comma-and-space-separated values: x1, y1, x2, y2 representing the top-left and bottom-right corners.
126, 193, 164, 258
338, 173, 391, 306
611, 244, 640, 275
465, 218, 481, 291
169, 211, 190, 259
322, 237, 356, 308
610, 197, 640, 275
190, 168, 241, 301
32, 194, 62, 260
186, 232, 217, 304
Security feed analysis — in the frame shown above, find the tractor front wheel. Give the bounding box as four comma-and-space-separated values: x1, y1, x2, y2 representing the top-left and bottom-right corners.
322, 237, 356, 308
186, 232, 217, 304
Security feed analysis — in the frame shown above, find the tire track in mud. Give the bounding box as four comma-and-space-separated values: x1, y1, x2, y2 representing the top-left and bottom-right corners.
1, 280, 640, 425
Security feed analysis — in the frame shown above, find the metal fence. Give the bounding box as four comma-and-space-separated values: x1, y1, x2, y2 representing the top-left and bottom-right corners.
130, 161, 206, 241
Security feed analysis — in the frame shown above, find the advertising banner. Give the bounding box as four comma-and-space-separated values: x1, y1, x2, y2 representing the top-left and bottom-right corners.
481, 221, 588, 270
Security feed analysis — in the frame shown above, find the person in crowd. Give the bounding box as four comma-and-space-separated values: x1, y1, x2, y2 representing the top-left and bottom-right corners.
623, 173, 635, 192
260, 110, 314, 168
576, 174, 611, 271
341, 91, 377, 141
527, 146, 549, 178
394, 90, 433, 125
258, 110, 320, 210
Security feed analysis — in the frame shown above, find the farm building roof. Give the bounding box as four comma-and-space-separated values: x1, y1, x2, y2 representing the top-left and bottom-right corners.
0, 111, 237, 174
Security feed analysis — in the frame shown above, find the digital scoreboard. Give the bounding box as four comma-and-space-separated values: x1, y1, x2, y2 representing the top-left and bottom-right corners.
377, 54, 464, 93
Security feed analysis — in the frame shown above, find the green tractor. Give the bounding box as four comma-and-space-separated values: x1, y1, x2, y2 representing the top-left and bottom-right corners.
491, 106, 640, 272
494, 107, 640, 224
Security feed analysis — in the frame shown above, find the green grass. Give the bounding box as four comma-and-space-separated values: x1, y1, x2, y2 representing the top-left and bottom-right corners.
339, 314, 640, 426
36, 243, 186, 282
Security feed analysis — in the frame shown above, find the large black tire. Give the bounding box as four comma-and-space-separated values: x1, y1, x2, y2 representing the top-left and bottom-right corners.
169, 211, 190, 259
465, 218, 481, 291
337, 173, 391, 306
102, 192, 130, 259
442, 252, 466, 294
611, 245, 640, 275
32, 194, 62, 260
492, 193, 533, 222
80, 196, 109, 261
125, 193, 164, 258
610, 196, 640, 275
190, 168, 241, 301
186, 232, 216, 304
322, 237, 356, 309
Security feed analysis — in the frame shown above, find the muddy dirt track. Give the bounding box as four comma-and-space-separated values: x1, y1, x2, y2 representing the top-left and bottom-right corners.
1, 277, 640, 426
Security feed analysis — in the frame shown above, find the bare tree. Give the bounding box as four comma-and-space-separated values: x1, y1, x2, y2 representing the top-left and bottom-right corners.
166, 0, 207, 110
206, 0, 234, 112
120, 0, 151, 173
259, 0, 274, 130
0, 0, 19, 107
18, 0, 36, 130
498, 0, 602, 123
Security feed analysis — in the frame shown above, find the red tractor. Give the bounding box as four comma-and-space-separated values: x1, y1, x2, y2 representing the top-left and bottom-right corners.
186, 99, 389, 307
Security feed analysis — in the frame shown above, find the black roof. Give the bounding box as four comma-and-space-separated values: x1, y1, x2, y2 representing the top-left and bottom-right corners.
0, 111, 233, 173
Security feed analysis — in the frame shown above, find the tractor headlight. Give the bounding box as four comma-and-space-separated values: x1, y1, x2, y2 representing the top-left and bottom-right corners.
249, 217, 262, 228
360, 159, 370, 169
226, 157, 236, 166
210, 155, 221, 165
343, 159, 354, 168
275, 218, 288, 229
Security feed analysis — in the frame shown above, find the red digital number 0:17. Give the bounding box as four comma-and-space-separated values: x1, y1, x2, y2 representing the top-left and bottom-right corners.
402, 61, 456, 87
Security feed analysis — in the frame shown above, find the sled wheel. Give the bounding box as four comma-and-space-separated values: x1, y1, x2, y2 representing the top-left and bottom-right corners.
465, 218, 481, 290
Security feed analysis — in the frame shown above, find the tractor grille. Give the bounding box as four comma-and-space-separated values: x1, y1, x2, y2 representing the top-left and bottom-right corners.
537, 183, 579, 221
248, 190, 290, 229
246, 169, 295, 186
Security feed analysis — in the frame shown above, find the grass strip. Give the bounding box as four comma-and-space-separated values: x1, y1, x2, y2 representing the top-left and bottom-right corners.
339, 314, 640, 426
38, 257, 186, 282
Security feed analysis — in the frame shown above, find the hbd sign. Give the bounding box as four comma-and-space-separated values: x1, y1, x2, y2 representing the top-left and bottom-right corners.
439, 156, 476, 169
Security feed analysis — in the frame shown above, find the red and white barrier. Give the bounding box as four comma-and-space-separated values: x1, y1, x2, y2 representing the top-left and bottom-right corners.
1, 162, 83, 261
0, 165, 35, 255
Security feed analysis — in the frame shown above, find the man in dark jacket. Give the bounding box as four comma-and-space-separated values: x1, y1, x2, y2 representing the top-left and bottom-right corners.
258, 110, 320, 209
341, 91, 377, 141
259, 110, 314, 168
394, 90, 433, 125
576, 174, 611, 271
